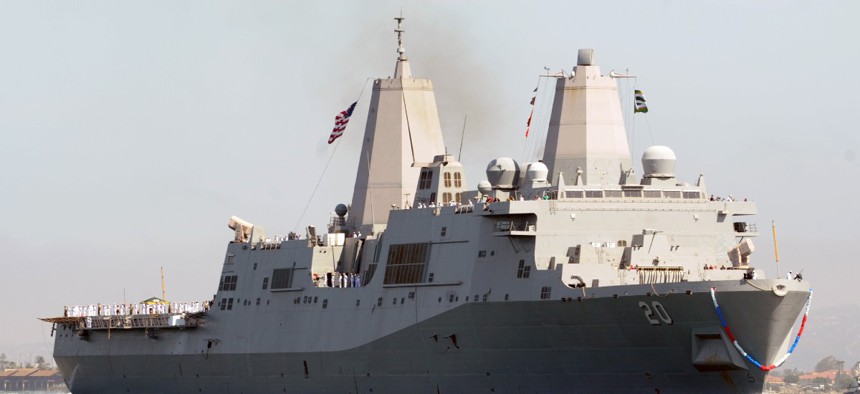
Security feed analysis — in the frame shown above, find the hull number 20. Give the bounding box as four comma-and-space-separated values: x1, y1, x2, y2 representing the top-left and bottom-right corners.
639, 301, 673, 325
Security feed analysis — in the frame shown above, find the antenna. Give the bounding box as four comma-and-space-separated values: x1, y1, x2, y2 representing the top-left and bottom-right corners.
458, 114, 467, 161
394, 14, 406, 61
772, 221, 781, 278
161, 266, 166, 301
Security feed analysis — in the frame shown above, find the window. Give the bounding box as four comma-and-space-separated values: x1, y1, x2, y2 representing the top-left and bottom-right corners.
219, 275, 238, 291
623, 190, 642, 198
478, 250, 487, 258
540, 287, 552, 300
585, 190, 603, 198
383, 243, 430, 285
440, 227, 447, 237
454, 172, 462, 188
566, 190, 584, 198
225, 254, 235, 264
271, 269, 296, 290
605, 190, 622, 198
442, 192, 452, 204
256, 298, 260, 305
418, 171, 433, 189
664, 190, 681, 198
262, 277, 269, 290
377, 297, 383, 307
683, 191, 701, 199
322, 299, 328, 309
517, 260, 531, 278
643, 190, 661, 198
444, 172, 452, 187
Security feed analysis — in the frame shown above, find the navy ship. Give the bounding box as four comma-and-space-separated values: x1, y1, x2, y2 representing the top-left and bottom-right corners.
42, 17, 812, 393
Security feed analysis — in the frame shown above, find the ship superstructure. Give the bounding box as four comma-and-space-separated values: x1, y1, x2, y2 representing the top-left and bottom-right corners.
43, 18, 811, 394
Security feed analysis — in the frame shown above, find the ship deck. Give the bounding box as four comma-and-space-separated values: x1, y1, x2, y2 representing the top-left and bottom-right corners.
40, 312, 206, 330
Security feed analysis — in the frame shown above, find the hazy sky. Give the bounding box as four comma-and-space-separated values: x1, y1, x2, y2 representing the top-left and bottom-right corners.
1, 1, 857, 368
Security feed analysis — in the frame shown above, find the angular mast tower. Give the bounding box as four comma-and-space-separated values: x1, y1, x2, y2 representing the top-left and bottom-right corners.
542, 49, 633, 186
349, 16, 446, 232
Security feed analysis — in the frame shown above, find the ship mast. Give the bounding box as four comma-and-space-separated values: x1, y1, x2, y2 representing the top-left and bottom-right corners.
347, 15, 445, 233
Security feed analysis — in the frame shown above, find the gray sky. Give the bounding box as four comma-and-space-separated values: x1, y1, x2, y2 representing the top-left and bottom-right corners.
1, 1, 857, 369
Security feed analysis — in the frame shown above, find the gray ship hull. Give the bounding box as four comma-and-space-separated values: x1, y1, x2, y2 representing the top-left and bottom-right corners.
53, 281, 809, 393
45, 30, 810, 393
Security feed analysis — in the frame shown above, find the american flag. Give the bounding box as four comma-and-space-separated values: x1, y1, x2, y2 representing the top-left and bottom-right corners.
328, 101, 358, 144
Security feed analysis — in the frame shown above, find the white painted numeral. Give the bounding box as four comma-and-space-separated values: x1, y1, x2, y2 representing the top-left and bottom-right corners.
639, 301, 673, 325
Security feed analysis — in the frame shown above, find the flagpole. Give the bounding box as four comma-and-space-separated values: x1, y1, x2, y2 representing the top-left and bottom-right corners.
294, 80, 370, 232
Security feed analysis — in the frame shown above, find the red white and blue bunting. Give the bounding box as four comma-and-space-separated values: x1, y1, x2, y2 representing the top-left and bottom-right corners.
710, 287, 813, 371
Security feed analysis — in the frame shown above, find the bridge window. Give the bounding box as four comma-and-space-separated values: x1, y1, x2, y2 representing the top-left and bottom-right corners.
623, 190, 642, 198
585, 190, 603, 198
682, 191, 702, 199
643, 190, 661, 198
664, 190, 681, 198
566, 190, 584, 198
605, 190, 622, 198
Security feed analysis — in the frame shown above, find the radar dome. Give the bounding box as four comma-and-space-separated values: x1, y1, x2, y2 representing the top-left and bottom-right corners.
526, 162, 549, 182
641, 146, 676, 179
486, 157, 520, 189
335, 204, 348, 218
477, 180, 492, 195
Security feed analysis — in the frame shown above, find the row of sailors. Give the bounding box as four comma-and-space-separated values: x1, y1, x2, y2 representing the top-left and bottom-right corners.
313, 272, 362, 288
412, 200, 466, 209
64, 301, 210, 317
